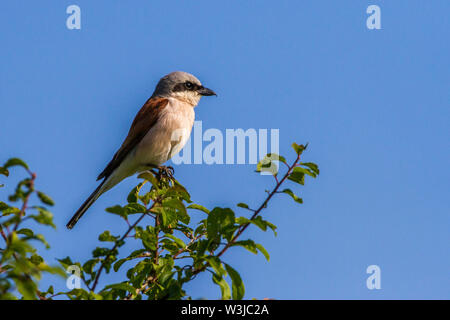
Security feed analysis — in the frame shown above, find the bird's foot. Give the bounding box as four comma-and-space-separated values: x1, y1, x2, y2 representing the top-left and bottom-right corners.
157, 165, 175, 180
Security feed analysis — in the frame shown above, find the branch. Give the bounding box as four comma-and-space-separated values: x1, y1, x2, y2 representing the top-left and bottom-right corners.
218, 153, 301, 257
191, 152, 302, 276
9, 171, 35, 234
173, 233, 205, 259
90, 203, 155, 292
0, 226, 7, 243
21, 172, 35, 217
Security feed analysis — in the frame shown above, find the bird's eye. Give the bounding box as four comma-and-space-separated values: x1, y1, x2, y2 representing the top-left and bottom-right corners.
185, 81, 193, 89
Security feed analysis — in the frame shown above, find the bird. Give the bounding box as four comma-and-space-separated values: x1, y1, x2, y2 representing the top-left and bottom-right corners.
66, 71, 216, 229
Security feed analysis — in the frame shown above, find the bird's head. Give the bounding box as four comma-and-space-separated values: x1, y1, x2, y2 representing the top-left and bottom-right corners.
152, 71, 216, 106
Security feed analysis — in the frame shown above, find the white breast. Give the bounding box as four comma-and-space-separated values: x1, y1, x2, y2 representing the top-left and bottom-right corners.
133, 98, 195, 167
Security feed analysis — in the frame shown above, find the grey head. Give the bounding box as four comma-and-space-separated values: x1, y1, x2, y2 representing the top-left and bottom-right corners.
152, 71, 216, 106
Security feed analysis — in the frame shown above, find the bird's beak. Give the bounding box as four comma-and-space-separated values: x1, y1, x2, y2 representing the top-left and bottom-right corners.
197, 86, 217, 96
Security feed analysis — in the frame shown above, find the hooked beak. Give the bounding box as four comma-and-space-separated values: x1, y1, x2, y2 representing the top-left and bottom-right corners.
197, 86, 217, 96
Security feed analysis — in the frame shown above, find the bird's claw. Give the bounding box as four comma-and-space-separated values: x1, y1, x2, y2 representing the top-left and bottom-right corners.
157, 166, 174, 180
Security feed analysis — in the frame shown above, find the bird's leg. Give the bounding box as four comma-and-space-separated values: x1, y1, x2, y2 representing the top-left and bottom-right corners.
144, 164, 160, 176
143, 164, 174, 181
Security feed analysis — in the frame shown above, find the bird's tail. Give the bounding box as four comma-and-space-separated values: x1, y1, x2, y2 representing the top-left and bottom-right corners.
66, 180, 106, 229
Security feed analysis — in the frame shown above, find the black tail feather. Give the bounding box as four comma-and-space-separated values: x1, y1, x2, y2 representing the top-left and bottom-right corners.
66, 181, 105, 229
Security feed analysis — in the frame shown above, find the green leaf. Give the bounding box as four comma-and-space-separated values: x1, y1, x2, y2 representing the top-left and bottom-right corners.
44, 285, 54, 296
17, 228, 34, 237
135, 226, 157, 251
29, 207, 56, 228
123, 203, 147, 214
92, 247, 116, 259
212, 273, 231, 300
98, 230, 119, 242
232, 240, 270, 261
301, 162, 320, 175
251, 216, 268, 231
103, 282, 135, 293
166, 183, 192, 203
235, 216, 251, 225
1, 207, 20, 216
37, 191, 54, 206
224, 263, 245, 300
105, 205, 127, 219
83, 259, 100, 275
127, 181, 145, 203
235, 216, 277, 236
206, 256, 226, 277
165, 234, 186, 249
0, 166, 9, 177
254, 216, 277, 236
113, 258, 128, 272
281, 188, 303, 204
14, 278, 37, 300
137, 171, 159, 188
237, 203, 250, 209
288, 170, 305, 185
256, 154, 278, 175
57, 256, 74, 269
206, 207, 235, 241
255, 243, 270, 261
30, 254, 44, 265
232, 239, 258, 254
0, 201, 10, 211
4, 158, 29, 170
292, 143, 307, 155
267, 153, 287, 164
187, 204, 210, 214
162, 198, 189, 224
292, 166, 317, 178
154, 205, 178, 229
113, 249, 147, 272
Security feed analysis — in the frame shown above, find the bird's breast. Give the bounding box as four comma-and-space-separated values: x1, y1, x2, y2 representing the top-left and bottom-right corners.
134, 99, 195, 166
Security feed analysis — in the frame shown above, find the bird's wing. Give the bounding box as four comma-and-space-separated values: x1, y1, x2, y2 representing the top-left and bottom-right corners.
97, 97, 169, 181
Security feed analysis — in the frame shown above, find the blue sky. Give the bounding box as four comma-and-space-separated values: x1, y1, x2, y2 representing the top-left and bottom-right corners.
1, 1, 449, 299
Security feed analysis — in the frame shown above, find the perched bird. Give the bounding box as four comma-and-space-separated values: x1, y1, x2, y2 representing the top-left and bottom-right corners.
66, 71, 216, 229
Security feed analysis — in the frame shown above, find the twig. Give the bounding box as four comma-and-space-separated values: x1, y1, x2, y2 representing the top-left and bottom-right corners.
0, 226, 8, 243
10, 172, 36, 233
191, 152, 302, 276
123, 206, 164, 300
124, 275, 157, 300
90, 203, 155, 292
172, 233, 205, 260
217, 152, 300, 257
20, 172, 35, 217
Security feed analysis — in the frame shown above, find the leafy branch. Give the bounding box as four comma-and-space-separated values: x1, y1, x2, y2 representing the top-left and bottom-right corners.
216, 143, 309, 258
0, 159, 63, 300
89, 208, 150, 292
1, 142, 318, 300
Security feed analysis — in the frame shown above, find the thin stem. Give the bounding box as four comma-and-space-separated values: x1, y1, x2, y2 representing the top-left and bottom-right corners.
173, 233, 204, 259
124, 275, 157, 300
124, 205, 163, 300
90, 203, 155, 292
13, 171, 36, 232
154, 215, 160, 264
190, 152, 302, 276
0, 226, 8, 243
217, 152, 300, 258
